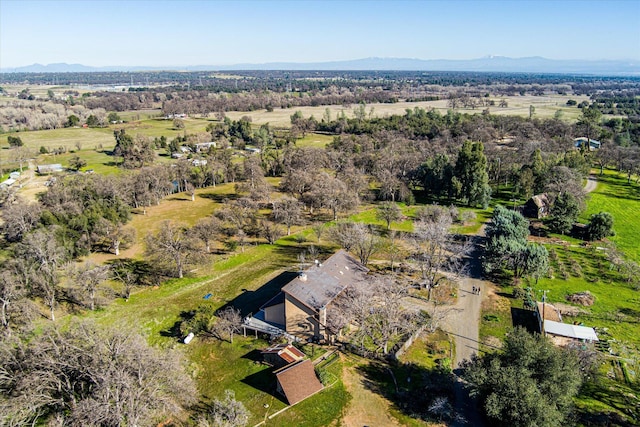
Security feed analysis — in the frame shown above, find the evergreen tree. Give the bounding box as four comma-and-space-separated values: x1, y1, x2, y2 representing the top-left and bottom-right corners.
547, 192, 581, 235
463, 327, 583, 427
454, 141, 491, 208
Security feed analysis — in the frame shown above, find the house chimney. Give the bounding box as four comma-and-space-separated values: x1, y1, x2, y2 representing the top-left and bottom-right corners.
299, 273, 307, 281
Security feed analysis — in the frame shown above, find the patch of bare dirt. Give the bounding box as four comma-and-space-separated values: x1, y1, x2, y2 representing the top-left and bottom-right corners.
566, 291, 595, 306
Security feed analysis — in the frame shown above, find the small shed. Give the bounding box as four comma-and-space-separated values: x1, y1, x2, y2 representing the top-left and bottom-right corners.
543, 319, 599, 342
261, 343, 305, 368
523, 193, 550, 219
0, 178, 16, 188
274, 359, 323, 405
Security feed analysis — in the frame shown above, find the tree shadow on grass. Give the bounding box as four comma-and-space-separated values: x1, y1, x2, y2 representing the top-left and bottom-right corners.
577, 379, 640, 426
511, 307, 540, 333
356, 360, 461, 424
240, 366, 288, 404
218, 271, 297, 317
199, 192, 239, 203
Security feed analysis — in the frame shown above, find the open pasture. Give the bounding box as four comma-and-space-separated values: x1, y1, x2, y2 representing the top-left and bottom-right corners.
224, 93, 590, 126
582, 170, 640, 262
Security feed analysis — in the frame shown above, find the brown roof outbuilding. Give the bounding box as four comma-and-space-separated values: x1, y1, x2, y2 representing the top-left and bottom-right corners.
274, 359, 323, 405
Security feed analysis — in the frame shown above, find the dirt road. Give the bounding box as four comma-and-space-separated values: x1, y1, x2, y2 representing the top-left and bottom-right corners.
585, 174, 598, 194
442, 229, 488, 427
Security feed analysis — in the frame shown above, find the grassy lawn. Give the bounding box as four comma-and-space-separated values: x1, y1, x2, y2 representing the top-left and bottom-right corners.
78, 175, 349, 425
474, 168, 640, 424
532, 244, 640, 353
223, 94, 590, 127
295, 132, 334, 149
108, 116, 212, 139
0, 126, 115, 152
87, 236, 349, 425
49, 149, 121, 175
582, 170, 640, 262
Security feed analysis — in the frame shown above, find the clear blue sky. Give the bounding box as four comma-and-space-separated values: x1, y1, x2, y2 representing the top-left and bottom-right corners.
1, 0, 639, 67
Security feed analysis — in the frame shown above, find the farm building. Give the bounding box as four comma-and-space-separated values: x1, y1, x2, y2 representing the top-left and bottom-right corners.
0, 178, 16, 188
535, 301, 598, 345
37, 164, 64, 174
194, 142, 216, 152
261, 343, 305, 368
574, 137, 601, 151
523, 193, 550, 219
274, 359, 323, 405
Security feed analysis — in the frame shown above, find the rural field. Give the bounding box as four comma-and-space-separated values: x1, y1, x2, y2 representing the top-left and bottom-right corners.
1, 71, 639, 426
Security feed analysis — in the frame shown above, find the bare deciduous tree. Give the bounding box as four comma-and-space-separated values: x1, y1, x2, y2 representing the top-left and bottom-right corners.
411, 215, 471, 298
198, 389, 250, 427
190, 217, 222, 253
212, 307, 242, 343
145, 220, 203, 278
0, 321, 197, 426
69, 262, 111, 311
0, 197, 41, 243
14, 227, 68, 321
272, 197, 303, 236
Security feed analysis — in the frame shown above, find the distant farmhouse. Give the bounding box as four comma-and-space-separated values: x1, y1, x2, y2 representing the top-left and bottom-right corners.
194, 142, 216, 152
574, 137, 601, 151
37, 164, 64, 174
244, 250, 369, 342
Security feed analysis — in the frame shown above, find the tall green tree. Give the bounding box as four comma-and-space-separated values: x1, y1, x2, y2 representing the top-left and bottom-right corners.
463, 327, 582, 427
547, 192, 581, 235
483, 205, 529, 275
454, 141, 491, 208
577, 106, 602, 151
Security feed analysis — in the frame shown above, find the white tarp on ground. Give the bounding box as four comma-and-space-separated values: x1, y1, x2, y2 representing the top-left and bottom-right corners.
544, 320, 599, 341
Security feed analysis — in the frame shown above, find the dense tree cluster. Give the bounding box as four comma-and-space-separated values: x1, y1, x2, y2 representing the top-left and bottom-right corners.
0, 321, 197, 426
463, 327, 583, 427
483, 206, 549, 282
0, 99, 107, 131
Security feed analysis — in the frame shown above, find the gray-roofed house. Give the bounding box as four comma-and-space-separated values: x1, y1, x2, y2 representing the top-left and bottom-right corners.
260, 250, 369, 341
574, 137, 601, 151
37, 164, 64, 174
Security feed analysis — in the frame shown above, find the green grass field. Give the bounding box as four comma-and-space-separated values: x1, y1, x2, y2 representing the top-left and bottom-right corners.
582, 170, 640, 262
0, 126, 114, 152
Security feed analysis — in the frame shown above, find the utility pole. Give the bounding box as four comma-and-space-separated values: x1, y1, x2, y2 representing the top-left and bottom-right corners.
541, 290, 548, 335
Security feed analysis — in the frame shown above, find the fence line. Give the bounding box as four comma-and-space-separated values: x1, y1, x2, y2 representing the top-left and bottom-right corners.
393, 323, 429, 360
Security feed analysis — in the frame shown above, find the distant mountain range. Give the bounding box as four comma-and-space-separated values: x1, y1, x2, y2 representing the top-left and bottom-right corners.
2, 57, 639, 75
